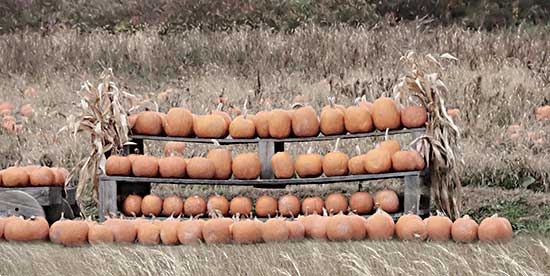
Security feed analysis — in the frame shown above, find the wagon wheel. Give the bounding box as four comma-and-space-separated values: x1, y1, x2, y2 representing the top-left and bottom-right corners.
45, 198, 75, 223
0, 190, 45, 218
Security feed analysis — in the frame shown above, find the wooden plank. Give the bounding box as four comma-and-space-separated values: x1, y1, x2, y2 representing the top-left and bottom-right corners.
0, 190, 45, 218
99, 179, 117, 222
100, 171, 423, 186
259, 140, 276, 179
129, 127, 425, 144
64, 186, 76, 205
0, 186, 62, 206
404, 175, 421, 214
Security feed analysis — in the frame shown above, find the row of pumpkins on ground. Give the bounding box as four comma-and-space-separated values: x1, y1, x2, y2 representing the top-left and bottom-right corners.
106, 139, 424, 179
0, 166, 68, 187
121, 191, 400, 218
0, 210, 512, 246
130, 97, 427, 139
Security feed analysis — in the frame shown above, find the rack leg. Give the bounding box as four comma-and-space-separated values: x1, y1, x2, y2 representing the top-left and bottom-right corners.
258, 141, 284, 179
125, 138, 144, 155
99, 179, 117, 222
404, 174, 430, 216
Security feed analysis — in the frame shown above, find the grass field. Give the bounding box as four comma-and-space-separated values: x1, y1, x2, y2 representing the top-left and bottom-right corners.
1, 237, 549, 276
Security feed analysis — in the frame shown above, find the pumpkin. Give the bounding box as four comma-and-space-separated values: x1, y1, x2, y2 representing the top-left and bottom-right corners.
320, 97, 346, 135
374, 190, 400, 213
255, 195, 278, 217
133, 111, 163, 135
291, 105, 319, 137
231, 219, 262, 244
295, 153, 323, 178
177, 219, 204, 244
301, 196, 324, 215
164, 142, 186, 157
230, 196, 253, 217
344, 102, 374, 134
425, 214, 453, 241
229, 114, 256, 138
348, 146, 367, 175
128, 114, 139, 129
158, 156, 187, 178
349, 192, 373, 215
29, 167, 55, 186
0, 170, 3, 186
207, 195, 230, 217
88, 224, 114, 245
103, 218, 137, 243
286, 220, 305, 241
105, 155, 132, 176
401, 106, 428, 128
326, 214, 354, 241
359, 96, 373, 112
123, 195, 142, 216
193, 114, 229, 138
52, 168, 69, 186
268, 109, 292, 138
162, 195, 184, 216
136, 222, 161, 245
478, 214, 513, 242
184, 195, 207, 217
451, 215, 479, 243
141, 195, 163, 216
365, 208, 395, 240
186, 157, 216, 179
131, 155, 159, 177
253, 110, 271, 138
4, 216, 49, 241
271, 152, 294, 179
323, 151, 349, 177
302, 214, 328, 240
395, 214, 427, 241
49, 220, 89, 246
535, 106, 550, 120
262, 218, 289, 242
207, 148, 232, 180
372, 97, 401, 130
232, 153, 261, 180
325, 193, 348, 214
164, 108, 194, 137
364, 148, 392, 174
212, 109, 232, 129
278, 194, 301, 217
159, 219, 180, 245
202, 218, 233, 244
349, 214, 367, 240
379, 140, 400, 156
392, 151, 421, 172
1, 167, 29, 187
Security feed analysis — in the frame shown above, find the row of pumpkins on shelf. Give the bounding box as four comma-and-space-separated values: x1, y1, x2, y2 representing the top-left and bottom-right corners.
106, 139, 424, 179
0, 166, 68, 187
0, 211, 512, 246
129, 96, 427, 139
121, 191, 400, 218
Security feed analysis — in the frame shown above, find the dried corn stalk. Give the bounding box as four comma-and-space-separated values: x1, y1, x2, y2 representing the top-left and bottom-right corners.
72, 69, 136, 217
394, 51, 463, 219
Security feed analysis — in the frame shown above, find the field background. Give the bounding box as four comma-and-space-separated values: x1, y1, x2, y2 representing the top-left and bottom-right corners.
0, 1, 550, 275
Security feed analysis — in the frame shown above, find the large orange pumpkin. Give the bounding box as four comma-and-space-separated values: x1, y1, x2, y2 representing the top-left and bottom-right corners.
364, 148, 392, 174
131, 155, 159, 177
207, 195, 230, 217
207, 148, 232, 180
278, 194, 301, 217
136, 222, 161, 245
326, 214, 354, 241
301, 196, 324, 215
159, 219, 180, 245
141, 194, 163, 216
344, 103, 374, 133
4, 216, 49, 241
231, 219, 262, 244
177, 219, 204, 244
395, 214, 427, 241
325, 193, 348, 214
349, 192, 373, 215
271, 152, 294, 179
401, 106, 428, 128
302, 214, 328, 240
184, 195, 207, 217
103, 218, 137, 243
365, 208, 395, 240
286, 220, 305, 241
379, 140, 400, 156
295, 153, 323, 178
230, 196, 253, 217
348, 147, 367, 175
372, 97, 401, 130
232, 153, 261, 180
29, 167, 55, 186
255, 195, 278, 217
451, 215, 479, 243
162, 195, 184, 216
133, 111, 163, 135
478, 214, 513, 242
391, 150, 422, 172
186, 157, 216, 179
88, 224, 114, 245
193, 114, 229, 138
123, 194, 143, 216
253, 110, 271, 138
164, 142, 186, 157
262, 218, 289, 242
158, 156, 187, 178
1, 167, 29, 187
291, 105, 319, 137
322, 151, 349, 177
52, 168, 69, 186
164, 108, 194, 137
320, 98, 345, 135
374, 190, 400, 213
202, 218, 233, 244
229, 114, 256, 138
268, 109, 292, 138
349, 214, 367, 240
105, 155, 132, 176
425, 214, 453, 241
49, 219, 89, 246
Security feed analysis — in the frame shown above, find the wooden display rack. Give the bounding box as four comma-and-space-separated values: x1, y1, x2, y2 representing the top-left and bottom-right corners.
98, 128, 431, 221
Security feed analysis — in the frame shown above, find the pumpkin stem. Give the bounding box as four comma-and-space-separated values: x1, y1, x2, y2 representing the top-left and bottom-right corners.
243, 98, 249, 119
211, 139, 221, 147
216, 103, 223, 111
354, 97, 360, 106
307, 147, 313, 154
291, 102, 304, 109
361, 95, 367, 102
333, 138, 340, 152
355, 145, 361, 155
328, 96, 335, 108
384, 128, 389, 141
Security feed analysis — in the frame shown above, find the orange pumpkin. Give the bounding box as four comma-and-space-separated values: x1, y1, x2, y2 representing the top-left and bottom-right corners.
374, 190, 399, 213
136, 222, 161, 245
425, 214, 453, 241
301, 196, 324, 215
88, 224, 114, 245
278, 195, 301, 217
271, 152, 294, 179
202, 218, 233, 244
141, 194, 163, 216
295, 153, 323, 178
159, 219, 180, 245
253, 110, 271, 138
177, 219, 204, 244
231, 219, 262, 244
184, 196, 207, 217
349, 192, 373, 215
291, 105, 319, 137
262, 218, 289, 242
232, 153, 261, 180
268, 109, 292, 138
49, 220, 89, 246
164, 108, 194, 137
478, 214, 513, 242
349, 214, 367, 240
133, 111, 163, 135
255, 195, 278, 217
364, 148, 392, 174
103, 218, 137, 243
193, 114, 229, 138
395, 214, 427, 241
365, 208, 395, 240
207, 148, 232, 180
302, 214, 328, 240
326, 214, 354, 241
186, 157, 216, 179
325, 193, 348, 214
379, 140, 400, 156
158, 156, 187, 178
230, 196, 253, 217
320, 98, 346, 135
372, 97, 401, 130
29, 167, 55, 186
106, 155, 132, 176
286, 220, 305, 241
131, 155, 159, 177
345, 102, 374, 134
391, 150, 422, 172
4, 216, 49, 241
451, 215, 479, 243
207, 195, 230, 217
322, 151, 349, 177
162, 195, 184, 216
229, 115, 256, 138
1, 167, 30, 187
123, 194, 142, 216
163, 142, 186, 157
401, 106, 428, 128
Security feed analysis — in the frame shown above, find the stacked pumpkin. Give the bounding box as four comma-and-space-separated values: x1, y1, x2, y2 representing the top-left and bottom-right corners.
129, 97, 426, 140
0, 166, 68, 187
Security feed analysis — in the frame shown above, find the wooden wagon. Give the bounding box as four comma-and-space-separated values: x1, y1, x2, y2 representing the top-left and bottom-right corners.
98, 128, 430, 221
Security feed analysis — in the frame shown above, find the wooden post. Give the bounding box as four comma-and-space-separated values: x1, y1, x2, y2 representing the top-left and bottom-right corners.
256, 140, 285, 188
125, 138, 144, 156
403, 131, 430, 216
99, 179, 117, 221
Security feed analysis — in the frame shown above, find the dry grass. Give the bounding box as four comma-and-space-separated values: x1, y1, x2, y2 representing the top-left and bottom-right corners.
0, 236, 549, 276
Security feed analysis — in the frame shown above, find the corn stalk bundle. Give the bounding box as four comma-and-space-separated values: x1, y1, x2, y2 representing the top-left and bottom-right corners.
393, 51, 462, 219
72, 69, 136, 217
